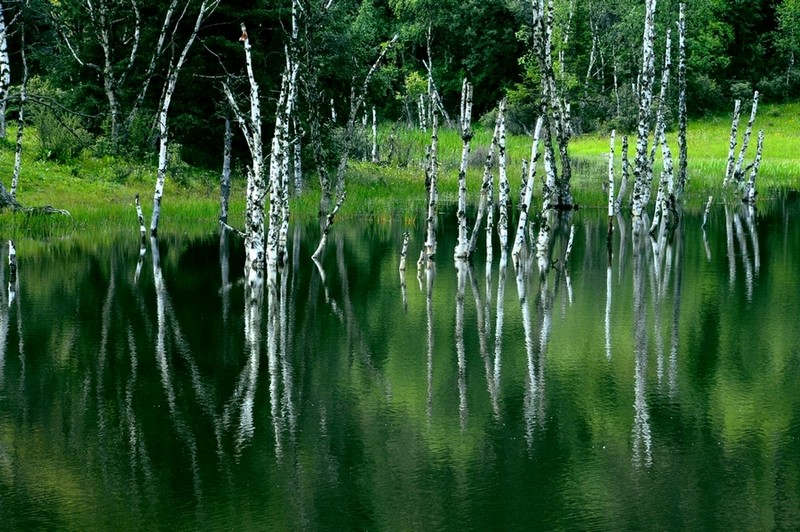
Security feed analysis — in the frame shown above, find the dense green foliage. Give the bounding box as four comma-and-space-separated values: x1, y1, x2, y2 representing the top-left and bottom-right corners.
0, 0, 796, 180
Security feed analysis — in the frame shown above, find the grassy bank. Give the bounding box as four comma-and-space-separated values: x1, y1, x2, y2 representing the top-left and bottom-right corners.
1, 101, 798, 239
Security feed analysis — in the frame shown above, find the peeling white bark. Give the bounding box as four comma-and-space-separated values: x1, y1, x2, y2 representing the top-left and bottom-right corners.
743, 130, 764, 204
497, 98, 510, 249
676, 4, 688, 197
219, 115, 232, 225
312, 191, 346, 262
424, 101, 439, 260
0, 3, 10, 139
7, 240, 15, 306
511, 116, 544, 263
150, 0, 220, 236
630, 0, 657, 220
723, 99, 742, 187
454, 79, 473, 259
733, 91, 760, 187
224, 21, 266, 284
468, 102, 503, 257
371, 106, 378, 163
10, 21, 26, 200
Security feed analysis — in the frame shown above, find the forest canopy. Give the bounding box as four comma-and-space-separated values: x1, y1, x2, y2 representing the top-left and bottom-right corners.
0, 0, 794, 168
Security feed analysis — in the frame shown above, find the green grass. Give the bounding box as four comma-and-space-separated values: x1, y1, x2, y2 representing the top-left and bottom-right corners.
1, 101, 799, 240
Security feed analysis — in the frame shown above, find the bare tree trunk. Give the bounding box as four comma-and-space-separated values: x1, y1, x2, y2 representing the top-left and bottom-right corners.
511, 116, 544, 263
607, 130, 616, 241
743, 131, 764, 204
219, 114, 232, 225
312, 191, 346, 261
224, 21, 266, 284
123, 0, 179, 143
150, 0, 220, 236
313, 34, 399, 261
468, 100, 504, 257
615, 135, 630, 213
371, 106, 378, 163
676, 3, 688, 198
649, 130, 675, 234
497, 98, 510, 249
10, 20, 26, 200
732, 91, 759, 188
0, 3, 10, 139
423, 100, 439, 260
7, 240, 16, 305
723, 99, 742, 186
454, 79, 473, 259
647, 28, 672, 193
630, 0, 657, 220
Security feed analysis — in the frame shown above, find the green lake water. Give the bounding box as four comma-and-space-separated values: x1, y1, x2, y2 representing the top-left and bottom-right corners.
1, 194, 799, 530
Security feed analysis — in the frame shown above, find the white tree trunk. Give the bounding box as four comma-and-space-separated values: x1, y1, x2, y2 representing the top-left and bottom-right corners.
10, 21, 26, 200
649, 130, 675, 234
676, 3, 688, 197
224, 21, 266, 284
454, 79, 473, 259
733, 91, 759, 187
607, 130, 616, 241
468, 101, 503, 257
424, 101, 439, 260
723, 99, 742, 186
399, 229, 410, 272
497, 98, 510, 249
615, 135, 629, 213
0, 3, 10, 139
743, 130, 764, 204
220, 115, 232, 225
511, 116, 544, 263
312, 191, 346, 262
7, 239, 16, 305
701, 195, 713, 230
371, 106, 378, 163
150, 0, 220, 236
647, 28, 672, 190
630, 0, 657, 220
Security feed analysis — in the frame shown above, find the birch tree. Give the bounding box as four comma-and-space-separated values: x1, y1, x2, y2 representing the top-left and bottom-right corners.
224, 22, 266, 286
454, 79, 473, 259
311, 33, 399, 261
0, 2, 12, 139
630, 0, 657, 221
150, 0, 220, 237
48, 0, 178, 152
511, 115, 544, 265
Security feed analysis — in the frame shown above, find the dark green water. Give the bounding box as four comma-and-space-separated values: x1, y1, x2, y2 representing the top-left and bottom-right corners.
1, 196, 799, 530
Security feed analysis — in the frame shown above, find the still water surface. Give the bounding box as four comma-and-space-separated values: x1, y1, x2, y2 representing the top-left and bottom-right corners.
1, 196, 799, 530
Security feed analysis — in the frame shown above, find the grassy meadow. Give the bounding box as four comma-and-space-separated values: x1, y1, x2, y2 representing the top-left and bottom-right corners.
1, 101, 799, 240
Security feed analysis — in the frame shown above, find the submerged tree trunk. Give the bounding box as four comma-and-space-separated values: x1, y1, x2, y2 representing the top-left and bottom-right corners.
454, 79, 474, 259
723, 99, 742, 187
150, 0, 220, 236
468, 100, 504, 258
676, 3, 688, 197
10, 20, 27, 200
497, 98, 510, 249
743, 130, 764, 204
732, 91, 760, 188
511, 116, 544, 264
224, 22, 267, 285
219, 114, 232, 225
630, 0, 657, 221
312, 34, 399, 261
607, 130, 616, 241
423, 100, 439, 260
